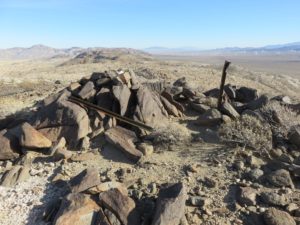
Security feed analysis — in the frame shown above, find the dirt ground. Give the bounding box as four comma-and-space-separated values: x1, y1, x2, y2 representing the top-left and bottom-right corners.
0, 55, 299, 225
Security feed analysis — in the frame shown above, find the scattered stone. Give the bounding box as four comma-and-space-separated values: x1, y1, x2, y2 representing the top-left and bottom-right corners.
99, 188, 140, 225
105, 126, 142, 162
270, 148, 283, 158
263, 207, 296, 225
248, 168, 264, 181
69, 168, 101, 193
87, 181, 127, 195
238, 186, 257, 206
151, 183, 187, 225
188, 196, 212, 207
0, 164, 30, 187
267, 169, 294, 188
286, 203, 298, 213
54, 147, 73, 160
53, 193, 100, 225
70, 152, 97, 162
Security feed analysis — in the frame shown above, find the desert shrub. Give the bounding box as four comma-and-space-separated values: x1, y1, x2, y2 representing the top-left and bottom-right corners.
219, 115, 273, 154
260, 101, 300, 138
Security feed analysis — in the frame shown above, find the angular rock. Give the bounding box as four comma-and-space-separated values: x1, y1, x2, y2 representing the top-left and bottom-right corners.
112, 85, 132, 116
161, 91, 184, 112
0, 129, 20, 160
18, 122, 52, 149
289, 126, 300, 148
53, 193, 100, 225
173, 77, 186, 87
260, 192, 288, 206
99, 188, 140, 225
195, 108, 222, 126
160, 96, 180, 117
245, 95, 269, 111
134, 87, 167, 127
105, 126, 142, 162
188, 196, 212, 207
77, 81, 96, 100
264, 208, 296, 225
272, 95, 292, 104
96, 88, 114, 110
54, 147, 73, 160
94, 208, 111, 225
49, 137, 66, 155
190, 102, 210, 114
224, 84, 236, 99
1, 165, 30, 187
236, 87, 258, 103
151, 183, 187, 225
220, 101, 240, 119
267, 169, 294, 188
238, 186, 257, 206
69, 168, 101, 193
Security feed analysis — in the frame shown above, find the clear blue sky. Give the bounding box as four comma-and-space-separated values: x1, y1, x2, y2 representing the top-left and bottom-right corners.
0, 0, 299, 49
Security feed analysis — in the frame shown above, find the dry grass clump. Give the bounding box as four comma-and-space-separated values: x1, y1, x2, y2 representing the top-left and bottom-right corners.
219, 115, 273, 153
146, 122, 191, 149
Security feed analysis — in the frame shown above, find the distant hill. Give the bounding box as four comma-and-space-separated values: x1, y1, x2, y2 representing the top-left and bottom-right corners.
144, 42, 300, 55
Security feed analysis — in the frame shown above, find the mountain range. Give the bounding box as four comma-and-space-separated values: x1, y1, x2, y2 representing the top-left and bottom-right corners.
0, 42, 300, 60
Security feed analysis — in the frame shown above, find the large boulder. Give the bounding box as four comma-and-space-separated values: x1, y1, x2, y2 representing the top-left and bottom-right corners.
112, 85, 132, 116
0, 129, 20, 160
236, 87, 258, 103
77, 81, 96, 100
69, 168, 101, 193
30, 91, 91, 148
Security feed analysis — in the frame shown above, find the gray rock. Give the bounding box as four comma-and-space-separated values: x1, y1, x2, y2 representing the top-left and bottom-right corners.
278, 153, 294, 164
173, 77, 186, 87
1, 165, 30, 187
112, 84, 132, 116
245, 95, 269, 111
264, 207, 296, 225
188, 196, 211, 207
236, 87, 258, 103
195, 108, 222, 126
0, 129, 20, 160
160, 95, 180, 117
260, 192, 288, 206
248, 168, 264, 181
77, 81, 96, 100
267, 169, 294, 188
190, 102, 210, 114
224, 84, 236, 99
69, 168, 101, 193
151, 183, 187, 225
220, 101, 240, 119
104, 208, 121, 225
289, 126, 300, 148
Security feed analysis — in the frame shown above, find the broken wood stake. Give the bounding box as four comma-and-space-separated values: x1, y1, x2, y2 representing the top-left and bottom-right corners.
217, 60, 231, 109
68, 96, 154, 132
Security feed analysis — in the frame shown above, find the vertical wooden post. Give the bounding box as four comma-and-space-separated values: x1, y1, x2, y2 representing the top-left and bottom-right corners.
217, 60, 231, 109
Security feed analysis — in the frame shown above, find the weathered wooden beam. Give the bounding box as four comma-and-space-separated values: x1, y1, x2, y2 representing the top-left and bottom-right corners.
68, 96, 154, 132
217, 60, 231, 109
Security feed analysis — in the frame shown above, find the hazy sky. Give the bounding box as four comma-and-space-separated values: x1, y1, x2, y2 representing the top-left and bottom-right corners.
0, 0, 299, 49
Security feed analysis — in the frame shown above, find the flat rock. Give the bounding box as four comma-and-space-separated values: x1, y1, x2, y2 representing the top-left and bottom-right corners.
112, 84, 132, 116
18, 122, 52, 149
195, 108, 222, 126
77, 81, 96, 100
105, 126, 142, 162
99, 188, 140, 225
267, 169, 294, 188
53, 193, 100, 225
87, 181, 127, 195
0, 129, 20, 160
151, 182, 187, 225
264, 208, 296, 225
1, 164, 30, 187
69, 168, 101, 193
